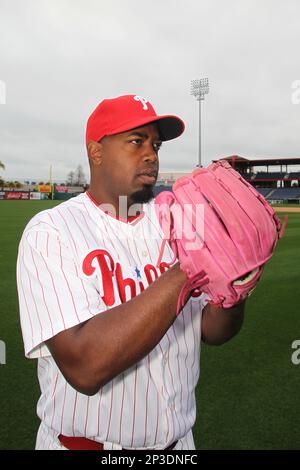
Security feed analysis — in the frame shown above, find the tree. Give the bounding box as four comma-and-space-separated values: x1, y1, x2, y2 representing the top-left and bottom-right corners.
66, 171, 75, 186
74, 165, 86, 187
0, 161, 5, 187
66, 166, 86, 187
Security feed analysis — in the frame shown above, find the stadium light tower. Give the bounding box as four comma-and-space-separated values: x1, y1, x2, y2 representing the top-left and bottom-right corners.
190, 78, 209, 167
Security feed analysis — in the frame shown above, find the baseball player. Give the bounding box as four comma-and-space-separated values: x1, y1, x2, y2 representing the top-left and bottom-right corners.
16, 94, 245, 450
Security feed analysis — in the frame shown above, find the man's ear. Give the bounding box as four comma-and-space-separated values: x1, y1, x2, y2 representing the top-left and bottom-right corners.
87, 141, 103, 166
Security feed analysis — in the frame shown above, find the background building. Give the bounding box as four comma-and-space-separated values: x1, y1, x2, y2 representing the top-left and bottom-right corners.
213, 156, 300, 204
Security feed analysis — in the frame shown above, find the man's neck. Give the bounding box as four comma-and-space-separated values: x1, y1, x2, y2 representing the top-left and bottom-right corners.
87, 188, 142, 221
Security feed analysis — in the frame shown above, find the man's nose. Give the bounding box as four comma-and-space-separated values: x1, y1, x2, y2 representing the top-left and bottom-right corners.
142, 142, 158, 162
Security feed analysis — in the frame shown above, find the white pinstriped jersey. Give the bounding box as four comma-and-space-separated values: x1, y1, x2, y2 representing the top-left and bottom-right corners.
16, 192, 209, 450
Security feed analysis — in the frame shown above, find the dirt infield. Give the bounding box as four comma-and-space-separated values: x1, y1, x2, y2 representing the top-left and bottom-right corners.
273, 206, 300, 213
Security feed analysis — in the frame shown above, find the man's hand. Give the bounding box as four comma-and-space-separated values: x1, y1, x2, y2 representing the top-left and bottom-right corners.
201, 300, 246, 346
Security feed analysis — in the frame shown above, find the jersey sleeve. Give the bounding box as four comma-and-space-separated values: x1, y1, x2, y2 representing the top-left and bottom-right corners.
16, 223, 107, 359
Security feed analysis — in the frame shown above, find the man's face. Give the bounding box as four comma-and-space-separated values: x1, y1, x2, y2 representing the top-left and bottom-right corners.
97, 123, 161, 205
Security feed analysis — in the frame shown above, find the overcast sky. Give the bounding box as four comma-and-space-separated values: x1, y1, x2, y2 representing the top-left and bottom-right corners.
0, 0, 299, 183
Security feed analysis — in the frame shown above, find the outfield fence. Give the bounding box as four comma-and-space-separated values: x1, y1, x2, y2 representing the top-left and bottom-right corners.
0, 190, 76, 201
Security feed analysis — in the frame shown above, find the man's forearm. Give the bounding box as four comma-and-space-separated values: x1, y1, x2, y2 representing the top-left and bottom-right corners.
201, 300, 246, 346
48, 263, 187, 394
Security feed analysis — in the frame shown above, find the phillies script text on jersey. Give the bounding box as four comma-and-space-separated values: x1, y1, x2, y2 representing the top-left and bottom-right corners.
82, 248, 170, 305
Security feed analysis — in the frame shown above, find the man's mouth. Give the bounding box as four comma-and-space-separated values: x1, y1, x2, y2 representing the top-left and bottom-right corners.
137, 169, 158, 184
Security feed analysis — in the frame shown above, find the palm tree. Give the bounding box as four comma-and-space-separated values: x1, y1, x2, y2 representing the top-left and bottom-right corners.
0, 161, 5, 171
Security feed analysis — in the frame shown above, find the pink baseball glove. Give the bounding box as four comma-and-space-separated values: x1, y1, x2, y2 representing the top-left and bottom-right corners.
155, 160, 287, 312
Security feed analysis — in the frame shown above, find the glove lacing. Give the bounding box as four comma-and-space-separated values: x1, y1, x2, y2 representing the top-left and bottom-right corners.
176, 270, 209, 315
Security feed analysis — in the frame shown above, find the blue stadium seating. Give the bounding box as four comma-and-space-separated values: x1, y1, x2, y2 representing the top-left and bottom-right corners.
267, 187, 300, 200
255, 188, 273, 197
154, 185, 172, 196
154, 180, 300, 201
255, 172, 286, 180
289, 172, 300, 179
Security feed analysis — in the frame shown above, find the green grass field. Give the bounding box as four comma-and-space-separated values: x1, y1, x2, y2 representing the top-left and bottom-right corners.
0, 201, 299, 449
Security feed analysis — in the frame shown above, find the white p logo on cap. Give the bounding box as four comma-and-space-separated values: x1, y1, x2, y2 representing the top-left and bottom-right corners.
134, 95, 149, 110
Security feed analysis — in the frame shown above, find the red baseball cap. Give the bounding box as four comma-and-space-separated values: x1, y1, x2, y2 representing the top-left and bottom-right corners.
86, 94, 185, 145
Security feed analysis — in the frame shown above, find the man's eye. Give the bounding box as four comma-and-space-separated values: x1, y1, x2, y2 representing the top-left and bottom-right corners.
154, 142, 162, 151
131, 139, 142, 145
